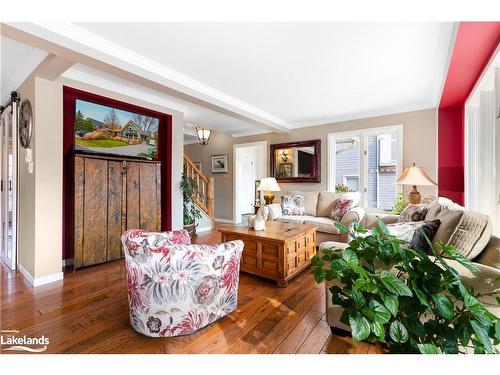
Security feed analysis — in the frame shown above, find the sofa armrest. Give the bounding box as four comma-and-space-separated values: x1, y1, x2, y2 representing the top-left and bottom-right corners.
265, 203, 282, 220
473, 235, 500, 270
362, 213, 399, 229
341, 206, 365, 227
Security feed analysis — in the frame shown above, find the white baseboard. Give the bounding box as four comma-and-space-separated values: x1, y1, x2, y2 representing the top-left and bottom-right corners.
17, 263, 64, 287
196, 225, 213, 233
214, 218, 235, 224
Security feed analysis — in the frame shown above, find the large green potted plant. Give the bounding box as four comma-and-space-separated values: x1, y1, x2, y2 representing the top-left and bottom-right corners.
180, 173, 202, 238
311, 222, 499, 354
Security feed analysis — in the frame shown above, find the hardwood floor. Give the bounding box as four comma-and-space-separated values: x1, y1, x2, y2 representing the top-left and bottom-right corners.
0, 226, 374, 354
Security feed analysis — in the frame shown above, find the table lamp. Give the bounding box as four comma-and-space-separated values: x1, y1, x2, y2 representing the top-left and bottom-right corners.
396, 163, 437, 204
258, 177, 281, 205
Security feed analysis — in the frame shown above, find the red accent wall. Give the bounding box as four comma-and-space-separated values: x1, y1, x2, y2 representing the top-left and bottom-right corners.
62, 87, 172, 260
438, 22, 500, 205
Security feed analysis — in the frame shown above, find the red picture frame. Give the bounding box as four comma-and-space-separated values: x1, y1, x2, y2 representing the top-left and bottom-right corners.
62, 86, 172, 260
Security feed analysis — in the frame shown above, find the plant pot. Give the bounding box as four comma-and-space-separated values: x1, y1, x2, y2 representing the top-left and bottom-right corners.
183, 223, 198, 238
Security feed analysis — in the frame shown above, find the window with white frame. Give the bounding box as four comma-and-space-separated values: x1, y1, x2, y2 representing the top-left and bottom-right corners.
328, 125, 403, 211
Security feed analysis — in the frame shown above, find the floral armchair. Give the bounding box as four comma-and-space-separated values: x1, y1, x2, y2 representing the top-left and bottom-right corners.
121, 229, 244, 337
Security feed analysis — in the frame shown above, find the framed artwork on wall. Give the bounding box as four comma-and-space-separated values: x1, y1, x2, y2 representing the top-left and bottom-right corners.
211, 154, 228, 173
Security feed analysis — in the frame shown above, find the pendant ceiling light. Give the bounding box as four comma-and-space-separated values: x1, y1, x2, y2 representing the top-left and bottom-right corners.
195, 126, 212, 146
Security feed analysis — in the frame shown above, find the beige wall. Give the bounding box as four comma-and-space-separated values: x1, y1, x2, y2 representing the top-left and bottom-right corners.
16, 71, 185, 282
185, 108, 438, 221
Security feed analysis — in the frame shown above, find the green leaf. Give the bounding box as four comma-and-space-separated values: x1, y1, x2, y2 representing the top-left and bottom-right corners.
417, 343, 441, 354
495, 320, 500, 341
417, 258, 443, 274
350, 286, 366, 307
471, 320, 494, 353
378, 220, 389, 234
349, 312, 371, 341
380, 292, 399, 317
329, 259, 349, 273
389, 320, 409, 343
343, 248, 359, 267
414, 289, 430, 308
432, 295, 454, 320
380, 271, 412, 297
312, 270, 324, 284
456, 321, 472, 347
364, 300, 391, 324
311, 256, 323, 267
371, 321, 386, 341
422, 274, 444, 294
335, 222, 350, 234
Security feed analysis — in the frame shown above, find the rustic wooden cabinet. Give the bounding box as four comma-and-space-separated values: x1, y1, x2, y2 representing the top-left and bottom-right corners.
218, 222, 317, 287
74, 154, 161, 269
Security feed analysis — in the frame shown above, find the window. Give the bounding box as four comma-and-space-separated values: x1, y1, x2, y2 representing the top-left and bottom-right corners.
328, 126, 403, 212
343, 175, 360, 192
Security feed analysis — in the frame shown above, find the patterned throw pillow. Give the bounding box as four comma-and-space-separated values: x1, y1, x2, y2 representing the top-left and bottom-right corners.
409, 220, 441, 252
329, 198, 353, 221
281, 194, 305, 216
398, 203, 428, 223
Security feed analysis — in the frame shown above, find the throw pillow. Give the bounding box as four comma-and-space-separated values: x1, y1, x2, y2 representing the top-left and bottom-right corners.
329, 198, 353, 221
398, 203, 428, 223
409, 220, 441, 252
281, 194, 305, 216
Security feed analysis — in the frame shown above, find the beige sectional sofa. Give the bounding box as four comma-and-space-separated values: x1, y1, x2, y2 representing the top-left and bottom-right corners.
320, 198, 500, 335
263, 191, 365, 244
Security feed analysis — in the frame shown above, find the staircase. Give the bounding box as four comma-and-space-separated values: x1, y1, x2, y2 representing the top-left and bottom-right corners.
183, 154, 215, 220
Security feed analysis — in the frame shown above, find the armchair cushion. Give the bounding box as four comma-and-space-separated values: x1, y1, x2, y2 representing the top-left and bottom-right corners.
304, 217, 340, 234
122, 229, 244, 337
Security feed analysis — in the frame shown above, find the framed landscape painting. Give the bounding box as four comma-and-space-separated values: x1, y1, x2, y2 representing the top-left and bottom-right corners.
211, 154, 228, 173
74, 99, 159, 160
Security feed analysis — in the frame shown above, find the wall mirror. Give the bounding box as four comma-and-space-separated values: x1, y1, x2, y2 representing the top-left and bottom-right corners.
270, 139, 321, 183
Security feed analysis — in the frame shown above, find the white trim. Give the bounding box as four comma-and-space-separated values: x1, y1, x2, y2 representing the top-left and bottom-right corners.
4, 22, 290, 134
327, 124, 403, 209
17, 263, 64, 287
196, 225, 213, 233
214, 218, 235, 224
232, 141, 268, 224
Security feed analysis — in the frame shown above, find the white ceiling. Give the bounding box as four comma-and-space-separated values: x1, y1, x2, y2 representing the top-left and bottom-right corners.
74, 22, 456, 126
1, 22, 456, 138
0, 35, 47, 104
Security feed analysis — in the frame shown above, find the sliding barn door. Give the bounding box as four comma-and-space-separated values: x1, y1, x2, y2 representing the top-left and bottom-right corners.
74, 155, 161, 269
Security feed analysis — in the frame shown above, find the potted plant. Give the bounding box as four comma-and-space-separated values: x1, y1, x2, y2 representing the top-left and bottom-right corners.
311, 222, 499, 354
180, 172, 202, 238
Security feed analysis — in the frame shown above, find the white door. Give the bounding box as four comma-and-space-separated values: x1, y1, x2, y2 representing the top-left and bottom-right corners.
233, 142, 267, 223
0, 103, 18, 270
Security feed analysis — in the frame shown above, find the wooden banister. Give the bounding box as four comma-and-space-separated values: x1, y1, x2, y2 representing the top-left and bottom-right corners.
183, 154, 215, 220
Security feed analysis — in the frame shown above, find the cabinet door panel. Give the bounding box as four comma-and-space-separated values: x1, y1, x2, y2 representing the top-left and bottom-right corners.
139, 162, 158, 231
126, 161, 140, 230
82, 158, 108, 266
107, 161, 123, 261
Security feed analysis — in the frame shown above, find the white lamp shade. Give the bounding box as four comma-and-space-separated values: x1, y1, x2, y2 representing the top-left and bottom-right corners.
257, 177, 281, 192
396, 165, 437, 186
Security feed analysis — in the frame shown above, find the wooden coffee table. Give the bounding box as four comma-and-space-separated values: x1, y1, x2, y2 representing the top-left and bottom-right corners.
218, 221, 318, 287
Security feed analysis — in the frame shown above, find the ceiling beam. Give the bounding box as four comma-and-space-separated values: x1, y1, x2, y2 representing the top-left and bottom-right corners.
2, 22, 290, 134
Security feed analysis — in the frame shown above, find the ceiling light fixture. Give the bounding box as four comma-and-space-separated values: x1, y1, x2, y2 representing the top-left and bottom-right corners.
195, 126, 212, 146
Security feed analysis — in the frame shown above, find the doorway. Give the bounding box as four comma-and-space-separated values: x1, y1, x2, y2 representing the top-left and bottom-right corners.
233, 141, 267, 224
0, 100, 18, 270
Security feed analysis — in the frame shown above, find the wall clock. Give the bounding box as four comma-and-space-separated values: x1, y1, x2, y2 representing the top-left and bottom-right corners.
19, 99, 33, 148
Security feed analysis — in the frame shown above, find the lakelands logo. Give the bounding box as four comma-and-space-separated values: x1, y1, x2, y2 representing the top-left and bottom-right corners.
0, 329, 49, 353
